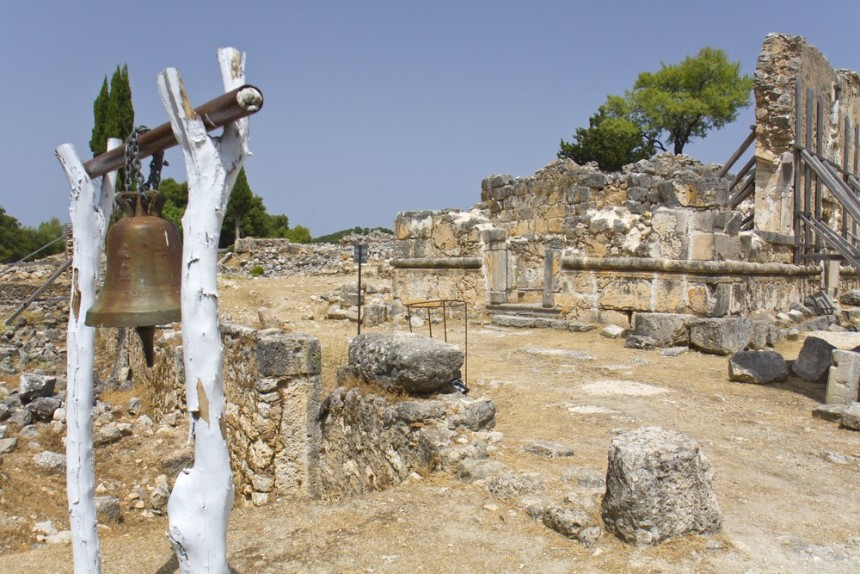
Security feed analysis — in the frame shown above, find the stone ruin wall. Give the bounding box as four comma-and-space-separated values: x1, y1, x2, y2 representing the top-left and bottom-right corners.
133, 326, 323, 506
393, 153, 821, 323
755, 33, 860, 235
393, 33, 860, 322
131, 324, 492, 506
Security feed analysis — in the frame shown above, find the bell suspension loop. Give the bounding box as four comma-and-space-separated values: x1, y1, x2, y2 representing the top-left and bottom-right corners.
85, 127, 182, 367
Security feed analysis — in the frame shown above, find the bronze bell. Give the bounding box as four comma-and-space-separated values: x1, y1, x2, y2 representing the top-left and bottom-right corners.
86, 190, 182, 367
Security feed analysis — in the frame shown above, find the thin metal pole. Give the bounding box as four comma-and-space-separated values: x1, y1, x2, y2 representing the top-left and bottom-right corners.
442, 300, 448, 343
463, 301, 468, 387
356, 253, 362, 336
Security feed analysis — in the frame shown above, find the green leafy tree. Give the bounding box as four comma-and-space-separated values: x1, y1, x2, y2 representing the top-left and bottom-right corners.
283, 225, 311, 244
159, 178, 189, 231
559, 96, 657, 171
627, 47, 753, 155
0, 208, 65, 263
0, 207, 24, 262
269, 214, 290, 237
559, 47, 752, 169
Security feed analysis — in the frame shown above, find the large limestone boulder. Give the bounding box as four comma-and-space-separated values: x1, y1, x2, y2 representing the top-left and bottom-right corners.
791, 336, 837, 382
348, 332, 464, 394
601, 427, 722, 545
728, 350, 788, 384
689, 317, 751, 355
631, 313, 696, 347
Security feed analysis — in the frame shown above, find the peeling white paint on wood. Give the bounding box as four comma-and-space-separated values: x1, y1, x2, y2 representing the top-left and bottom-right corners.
56, 137, 121, 574
158, 47, 252, 574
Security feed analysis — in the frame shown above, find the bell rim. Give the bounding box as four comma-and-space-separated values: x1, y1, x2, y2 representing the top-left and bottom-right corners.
84, 308, 181, 328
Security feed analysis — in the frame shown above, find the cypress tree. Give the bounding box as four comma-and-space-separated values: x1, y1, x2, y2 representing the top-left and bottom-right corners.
101, 64, 135, 189
89, 76, 109, 157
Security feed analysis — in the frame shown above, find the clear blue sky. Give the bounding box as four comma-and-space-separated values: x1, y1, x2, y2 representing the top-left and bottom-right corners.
2, 1, 858, 236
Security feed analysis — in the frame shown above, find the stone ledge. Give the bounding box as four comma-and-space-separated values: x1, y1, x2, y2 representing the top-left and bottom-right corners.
562, 256, 820, 277
391, 257, 483, 269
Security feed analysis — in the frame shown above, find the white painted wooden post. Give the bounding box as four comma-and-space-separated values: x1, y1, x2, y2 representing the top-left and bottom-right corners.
157, 48, 257, 573
56, 137, 121, 574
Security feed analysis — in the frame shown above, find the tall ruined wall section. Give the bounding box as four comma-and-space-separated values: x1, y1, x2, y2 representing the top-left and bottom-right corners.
755, 33, 860, 234
137, 326, 323, 506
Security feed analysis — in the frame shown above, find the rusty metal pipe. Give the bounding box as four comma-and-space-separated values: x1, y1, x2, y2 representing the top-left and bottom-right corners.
82, 84, 263, 179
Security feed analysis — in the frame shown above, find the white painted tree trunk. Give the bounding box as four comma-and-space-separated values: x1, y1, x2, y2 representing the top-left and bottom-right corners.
56, 138, 121, 574
157, 48, 254, 573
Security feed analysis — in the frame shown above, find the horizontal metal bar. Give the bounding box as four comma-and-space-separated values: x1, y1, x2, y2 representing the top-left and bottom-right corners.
82, 85, 263, 179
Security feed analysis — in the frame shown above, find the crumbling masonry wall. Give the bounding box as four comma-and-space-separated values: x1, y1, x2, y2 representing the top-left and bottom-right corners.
394, 154, 820, 321
137, 325, 322, 506
754, 34, 860, 235
392, 35, 860, 320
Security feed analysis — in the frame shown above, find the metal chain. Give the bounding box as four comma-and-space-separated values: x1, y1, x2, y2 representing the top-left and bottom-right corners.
147, 149, 167, 191
123, 126, 168, 196
124, 126, 149, 196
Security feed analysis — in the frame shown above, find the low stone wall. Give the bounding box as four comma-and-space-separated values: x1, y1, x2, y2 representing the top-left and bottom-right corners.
556, 257, 823, 322
318, 385, 496, 500
139, 325, 322, 506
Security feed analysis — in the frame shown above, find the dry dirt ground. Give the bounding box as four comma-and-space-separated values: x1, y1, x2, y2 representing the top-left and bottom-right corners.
1, 271, 860, 573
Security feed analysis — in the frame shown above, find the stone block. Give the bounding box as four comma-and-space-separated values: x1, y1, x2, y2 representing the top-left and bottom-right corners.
825, 350, 860, 405
19, 373, 56, 404
650, 208, 690, 259
841, 403, 860, 431
688, 233, 714, 261
348, 332, 464, 394
632, 313, 695, 347
256, 332, 322, 378
600, 310, 631, 328
690, 317, 752, 355
791, 336, 837, 382
728, 351, 788, 384
652, 279, 687, 313
713, 233, 741, 261
599, 278, 651, 311
601, 427, 721, 545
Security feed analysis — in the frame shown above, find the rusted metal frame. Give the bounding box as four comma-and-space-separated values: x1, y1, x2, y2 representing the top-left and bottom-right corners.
82, 85, 263, 179
740, 214, 754, 231
793, 80, 803, 265
717, 125, 756, 178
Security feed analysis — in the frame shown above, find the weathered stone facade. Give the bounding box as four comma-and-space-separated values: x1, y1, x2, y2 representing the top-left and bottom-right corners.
393, 154, 821, 321
392, 34, 860, 322
754, 34, 860, 235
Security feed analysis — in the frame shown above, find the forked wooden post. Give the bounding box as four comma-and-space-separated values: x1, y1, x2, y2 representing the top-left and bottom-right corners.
157, 48, 257, 573
56, 137, 121, 574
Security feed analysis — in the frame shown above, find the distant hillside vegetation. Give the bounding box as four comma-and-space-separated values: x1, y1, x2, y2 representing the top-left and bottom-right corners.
313, 226, 393, 244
